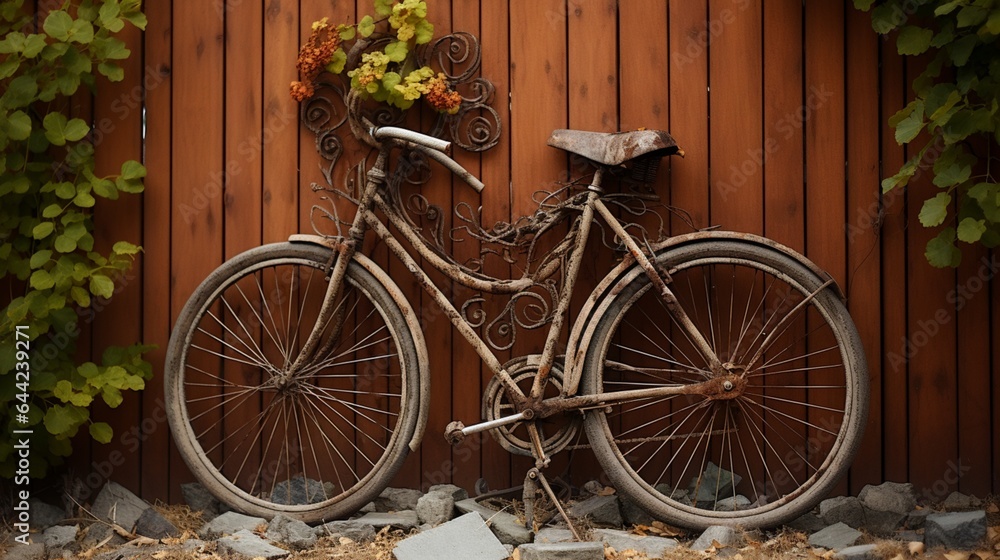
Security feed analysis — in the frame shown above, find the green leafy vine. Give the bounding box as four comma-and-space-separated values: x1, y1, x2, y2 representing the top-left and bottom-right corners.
855, 0, 1000, 267
0, 0, 152, 477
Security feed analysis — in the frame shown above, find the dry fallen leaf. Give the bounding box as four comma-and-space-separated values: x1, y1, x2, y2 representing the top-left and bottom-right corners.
908, 541, 925, 555
888, 555, 905, 560
986, 503, 999, 513
512, 548, 520, 560
598, 486, 617, 496
943, 552, 970, 560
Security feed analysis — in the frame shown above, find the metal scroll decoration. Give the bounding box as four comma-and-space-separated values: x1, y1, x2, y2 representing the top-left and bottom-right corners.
300, 31, 687, 351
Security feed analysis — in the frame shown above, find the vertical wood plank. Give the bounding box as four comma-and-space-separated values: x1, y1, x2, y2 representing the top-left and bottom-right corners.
879, 38, 909, 485
169, 0, 226, 497
141, 0, 174, 503
262, 0, 299, 243
90, 21, 145, 495
905, 53, 958, 493
479, 0, 514, 491
845, 5, 883, 493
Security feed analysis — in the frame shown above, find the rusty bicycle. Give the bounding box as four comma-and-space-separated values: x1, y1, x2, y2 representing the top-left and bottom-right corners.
165, 116, 868, 531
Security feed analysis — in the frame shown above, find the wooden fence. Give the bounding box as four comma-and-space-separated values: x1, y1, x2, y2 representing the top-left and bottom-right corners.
64, 0, 999, 505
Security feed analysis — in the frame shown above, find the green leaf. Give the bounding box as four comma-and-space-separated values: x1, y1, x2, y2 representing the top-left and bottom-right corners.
894, 103, 925, 144
0, 58, 18, 79
89, 274, 114, 298
112, 241, 140, 255
43, 112, 68, 145
942, 110, 979, 143
957, 4, 989, 28
101, 386, 123, 408
358, 15, 375, 37
414, 19, 434, 45
54, 234, 77, 253
68, 19, 95, 43
932, 163, 971, 188
53, 380, 74, 402
853, 0, 875, 10
30, 269, 55, 290
326, 48, 347, 74
55, 182, 76, 199
2, 74, 39, 109
30, 250, 52, 268
89, 422, 113, 444
897, 26, 934, 55
957, 217, 987, 242
928, 90, 962, 124
123, 11, 147, 30
871, 3, 901, 34
0, 31, 25, 54
98, 1, 123, 32
98, 61, 124, 81
375, 0, 395, 16
43, 11, 74, 41
925, 228, 962, 267
919, 192, 952, 227
381, 71, 402, 91
42, 204, 63, 218
338, 24, 355, 41
987, 9, 1000, 34
6, 110, 32, 140
70, 286, 91, 307
73, 190, 96, 208
32, 222, 55, 239
935, 0, 963, 16
43, 404, 86, 435
948, 34, 979, 66
120, 160, 146, 180
385, 40, 409, 62
22, 34, 47, 58
64, 118, 89, 142
78, 362, 100, 378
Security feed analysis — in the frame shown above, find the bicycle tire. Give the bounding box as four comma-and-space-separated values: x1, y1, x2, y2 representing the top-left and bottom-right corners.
165, 242, 420, 522
580, 240, 868, 529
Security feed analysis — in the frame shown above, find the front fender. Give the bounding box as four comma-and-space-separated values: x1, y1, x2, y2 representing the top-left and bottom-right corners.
562, 231, 845, 396
289, 234, 431, 452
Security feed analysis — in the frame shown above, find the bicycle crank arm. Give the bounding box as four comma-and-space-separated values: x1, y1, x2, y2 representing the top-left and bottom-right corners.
444, 411, 529, 445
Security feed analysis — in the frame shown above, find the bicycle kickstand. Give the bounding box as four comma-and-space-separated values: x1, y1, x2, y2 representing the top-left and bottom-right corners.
524, 467, 582, 542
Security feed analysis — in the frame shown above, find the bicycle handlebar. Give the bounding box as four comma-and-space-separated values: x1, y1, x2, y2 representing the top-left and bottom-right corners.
370, 126, 486, 193
373, 126, 451, 152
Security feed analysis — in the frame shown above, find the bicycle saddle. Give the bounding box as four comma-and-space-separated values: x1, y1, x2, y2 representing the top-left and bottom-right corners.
547, 129, 682, 166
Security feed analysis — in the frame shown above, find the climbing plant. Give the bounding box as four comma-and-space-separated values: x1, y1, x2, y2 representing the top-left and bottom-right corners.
0, 0, 152, 477
855, 0, 1000, 267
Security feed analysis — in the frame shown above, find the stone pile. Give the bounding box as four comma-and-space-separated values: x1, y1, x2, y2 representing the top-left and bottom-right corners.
2, 474, 995, 560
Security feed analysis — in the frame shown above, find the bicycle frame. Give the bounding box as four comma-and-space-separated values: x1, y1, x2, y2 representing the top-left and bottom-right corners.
290, 133, 738, 460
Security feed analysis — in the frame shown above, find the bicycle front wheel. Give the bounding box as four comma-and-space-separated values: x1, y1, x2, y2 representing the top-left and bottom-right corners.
165, 242, 420, 522
581, 240, 868, 529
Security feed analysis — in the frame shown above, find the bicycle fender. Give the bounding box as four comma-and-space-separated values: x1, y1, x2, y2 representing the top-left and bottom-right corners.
289, 234, 431, 452
562, 231, 845, 396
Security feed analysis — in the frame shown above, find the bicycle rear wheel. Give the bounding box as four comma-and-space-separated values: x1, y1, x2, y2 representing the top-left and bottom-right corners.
581, 240, 868, 529
165, 242, 420, 522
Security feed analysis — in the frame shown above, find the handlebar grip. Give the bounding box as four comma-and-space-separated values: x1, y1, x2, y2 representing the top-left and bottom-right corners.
372, 126, 452, 152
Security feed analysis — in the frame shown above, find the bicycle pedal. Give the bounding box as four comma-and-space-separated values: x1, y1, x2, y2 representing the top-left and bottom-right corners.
444, 420, 466, 445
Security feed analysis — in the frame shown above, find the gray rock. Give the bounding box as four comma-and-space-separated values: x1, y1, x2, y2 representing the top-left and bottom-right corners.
198, 511, 266, 539
691, 525, 742, 551
716, 495, 751, 511
534, 528, 576, 543
688, 462, 741, 504
504, 544, 515, 556
518, 542, 605, 560
269, 477, 328, 505
897, 530, 923, 543
428, 484, 469, 502
180, 482, 225, 518
566, 495, 622, 527
835, 544, 878, 560
135, 507, 179, 539
40, 525, 77, 549
808, 522, 863, 551
29, 500, 66, 530
924, 510, 987, 550
359, 502, 377, 513
907, 508, 931, 529
941, 491, 980, 510
355, 511, 420, 531
266, 514, 317, 550
316, 519, 376, 542
2, 543, 45, 560
374, 487, 423, 512
79, 523, 125, 550
819, 496, 866, 529
216, 529, 289, 559
787, 512, 826, 533
455, 498, 532, 545
593, 528, 678, 556
393, 512, 509, 560
90, 481, 150, 531
618, 496, 654, 526
858, 482, 916, 535
416, 491, 455, 526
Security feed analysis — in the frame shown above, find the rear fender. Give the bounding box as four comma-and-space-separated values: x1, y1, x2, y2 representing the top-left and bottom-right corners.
289, 234, 430, 452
